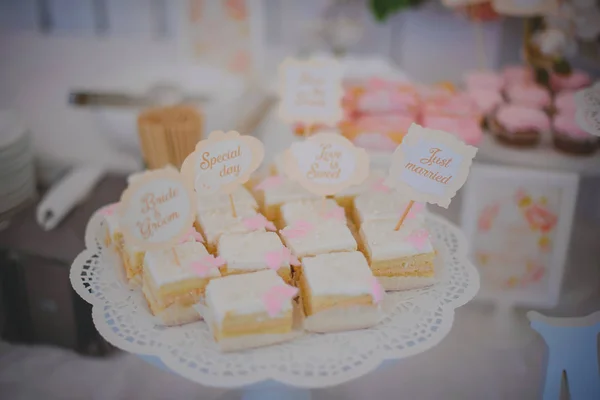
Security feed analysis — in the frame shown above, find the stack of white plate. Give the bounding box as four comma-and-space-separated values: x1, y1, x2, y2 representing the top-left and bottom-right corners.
0, 110, 36, 222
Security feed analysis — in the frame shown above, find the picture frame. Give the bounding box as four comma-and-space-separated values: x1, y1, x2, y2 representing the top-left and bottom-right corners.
173, 0, 266, 78
460, 163, 579, 309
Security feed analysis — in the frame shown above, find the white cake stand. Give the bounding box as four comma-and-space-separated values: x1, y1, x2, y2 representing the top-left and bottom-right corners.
70, 208, 479, 399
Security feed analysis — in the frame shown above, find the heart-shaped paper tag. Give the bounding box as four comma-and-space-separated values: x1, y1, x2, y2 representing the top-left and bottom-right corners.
119, 167, 196, 250
284, 132, 370, 196
180, 130, 265, 195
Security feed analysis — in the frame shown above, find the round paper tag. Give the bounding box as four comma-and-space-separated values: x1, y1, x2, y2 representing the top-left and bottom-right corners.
284, 131, 370, 196
180, 130, 265, 195
118, 168, 196, 251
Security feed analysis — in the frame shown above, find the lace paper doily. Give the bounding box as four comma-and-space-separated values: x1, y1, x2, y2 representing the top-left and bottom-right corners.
70, 209, 479, 388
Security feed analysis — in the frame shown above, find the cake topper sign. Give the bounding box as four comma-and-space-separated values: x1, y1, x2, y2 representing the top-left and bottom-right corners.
284, 131, 369, 196
278, 57, 344, 125
181, 130, 265, 195
119, 167, 196, 251
387, 123, 477, 229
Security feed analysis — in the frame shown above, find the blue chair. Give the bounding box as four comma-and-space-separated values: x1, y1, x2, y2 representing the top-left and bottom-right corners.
528, 311, 600, 400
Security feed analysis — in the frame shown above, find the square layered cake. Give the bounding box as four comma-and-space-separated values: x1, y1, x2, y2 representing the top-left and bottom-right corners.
195, 206, 263, 254
353, 192, 423, 226
205, 269, 297, 351
142, 241, 221, 326
103, 212, 123, 251
196, 185, 258, 214
218, 231, 293, 284
280, 219, 357, 260
280, 198, 345, 227
359, 219, 436, 291
299, 251, 382, 332
121, 239, 145, 285
253, 176, 319, 222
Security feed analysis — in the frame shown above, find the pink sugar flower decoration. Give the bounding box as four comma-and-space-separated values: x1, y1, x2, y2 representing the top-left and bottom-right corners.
371, 178, 391, 193
405, 229, 430, 251
243, 214, 276, 232
179, 227, 205, 243
280, 220, 314, 239
255, 176, 284, 191
323, 206, 345, 221
406, 203, 425, 220
190, 255, 226, 277
262, 284, 298, 317
100, 203, 118, 216
265, 247, 300, 270
370, 277, 384, 304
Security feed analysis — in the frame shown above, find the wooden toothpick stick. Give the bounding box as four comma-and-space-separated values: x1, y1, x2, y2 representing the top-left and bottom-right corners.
172, 248, 180, 266
394, 200, 415, 231
229, 194, 237, 218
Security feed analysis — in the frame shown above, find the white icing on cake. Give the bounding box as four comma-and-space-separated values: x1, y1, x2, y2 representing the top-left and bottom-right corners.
104, 214, 120, 235
261, 177, 320, 206
281, 220, 357, 258
360, 219, 434, 261
280, 198, 343, 226
195, 207, 261, 246
335, 169, 385, 197
218, 231, 290, 272
354, 192, 423, 224
196, 186, 258, 213
205, 269, 290, 326
302, 251, 374, 298
144, 241, 220, 287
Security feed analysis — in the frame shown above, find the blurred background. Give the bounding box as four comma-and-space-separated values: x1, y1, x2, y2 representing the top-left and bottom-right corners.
0, 0, 598, 399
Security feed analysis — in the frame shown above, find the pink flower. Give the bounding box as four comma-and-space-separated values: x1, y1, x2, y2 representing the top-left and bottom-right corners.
243, 214, 276, 232
280, 220, 314, 239
262, 284, 298, 317
264, 247, 300, 270
179, 227, 204, 244
405, 229, 430, 251
190, 255, 226, 278
370, 277, 384, 304
405, 203, 425, 220
255, 176, 284, 191
100, 203, 118, 216
323, 206, 345, 221
371, 178, 391, 193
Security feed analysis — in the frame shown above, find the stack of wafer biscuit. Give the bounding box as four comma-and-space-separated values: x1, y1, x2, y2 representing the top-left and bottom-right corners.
137, 105, 203, 169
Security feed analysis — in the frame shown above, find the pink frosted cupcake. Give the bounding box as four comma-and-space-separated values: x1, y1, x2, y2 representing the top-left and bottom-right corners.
491, 105, 550, 147
502, 65, 534, 86
505, 83, 551, 111
551, 71, 591, 92
553, 91, 577, 115
464, 70, 504, 92
553, 113, 598, 155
